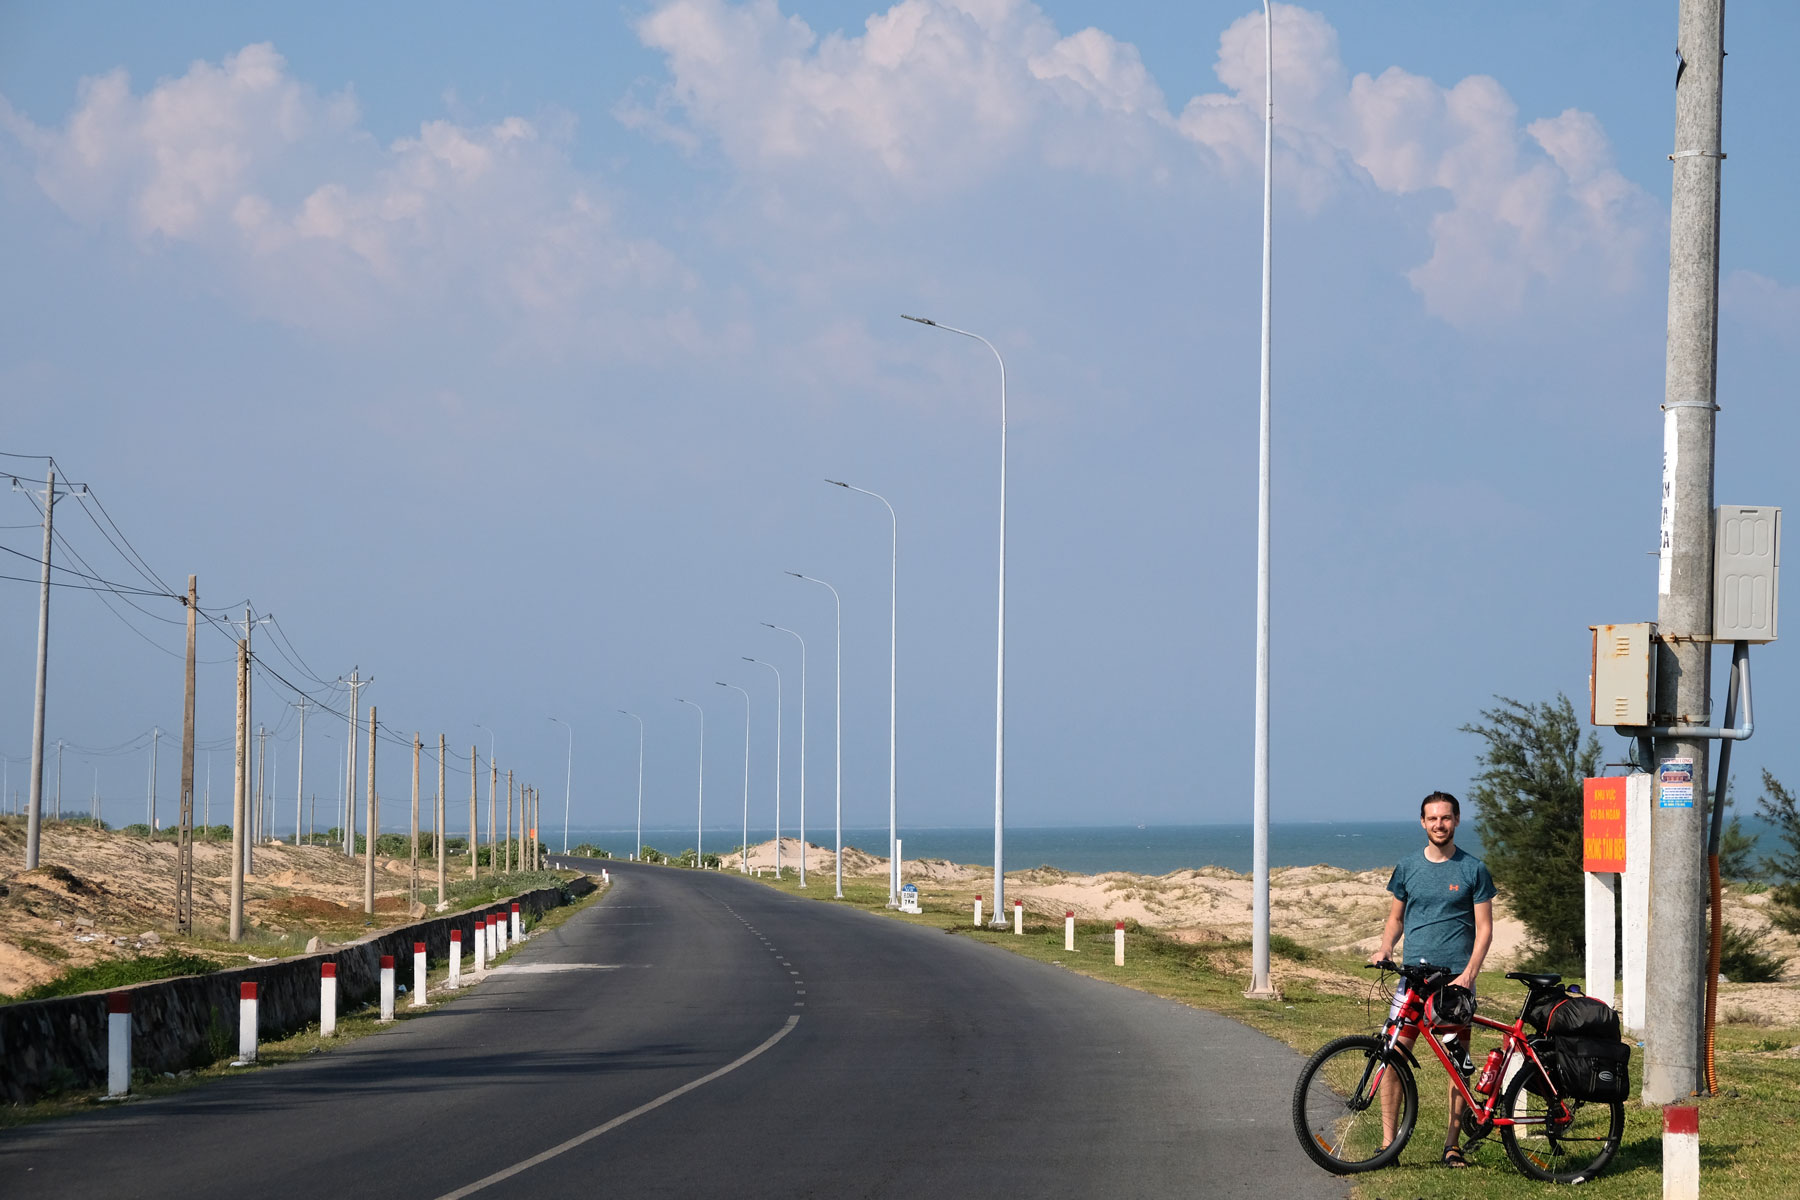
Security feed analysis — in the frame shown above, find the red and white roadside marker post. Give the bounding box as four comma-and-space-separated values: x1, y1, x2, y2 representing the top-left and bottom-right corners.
1013, 899, 1023, 936
1065, 912, 1075, 952
379, 955, 396, 1022
320, 963, 338, 1036
511, 902, 522, 942
602, 868, 609, 884
449, 929, 464, 988
474, 919, 487, 973
106, 992, 131, 1097
237, 982, 259, 1063
412, 941, 428, 1008
1114, 921, 1125, 966
1664, 1106, 1699, 1199
973, 895, 983, 926
495, 910, 508, 955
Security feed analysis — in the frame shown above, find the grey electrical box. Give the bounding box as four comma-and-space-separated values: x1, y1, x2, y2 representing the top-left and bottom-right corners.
1590, 622, 1655, 727
1714, 506, 1780, 643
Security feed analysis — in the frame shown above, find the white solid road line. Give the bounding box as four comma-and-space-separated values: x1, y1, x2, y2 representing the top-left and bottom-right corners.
429, 1015, 801, 1200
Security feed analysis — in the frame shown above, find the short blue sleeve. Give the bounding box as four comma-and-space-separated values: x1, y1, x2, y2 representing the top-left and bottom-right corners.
1473, 861, 1496, 904
1386, 861, 1407, 901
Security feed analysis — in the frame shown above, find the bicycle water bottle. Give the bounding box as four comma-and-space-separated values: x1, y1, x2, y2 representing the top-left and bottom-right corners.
1474, 1048, 1506, 1095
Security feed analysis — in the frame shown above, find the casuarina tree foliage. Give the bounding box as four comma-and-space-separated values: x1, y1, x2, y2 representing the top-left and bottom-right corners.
1461, 694, 1600, 972
1756, 769, 1800, 936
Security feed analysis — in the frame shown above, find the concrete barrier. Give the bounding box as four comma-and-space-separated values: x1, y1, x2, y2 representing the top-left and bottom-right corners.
0, 876, 595, 1104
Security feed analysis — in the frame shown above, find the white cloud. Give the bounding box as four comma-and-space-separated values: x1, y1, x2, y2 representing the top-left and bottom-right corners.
1723, 270, 1800, 345
632, 1, 1661, 325
1, 44, 682, 345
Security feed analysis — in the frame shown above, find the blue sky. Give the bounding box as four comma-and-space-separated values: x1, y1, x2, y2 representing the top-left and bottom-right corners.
1, 2, 1795, 843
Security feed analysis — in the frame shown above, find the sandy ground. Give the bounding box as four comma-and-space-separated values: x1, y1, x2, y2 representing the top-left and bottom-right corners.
1, 820, 442, 996
721, 838, 1800, 1018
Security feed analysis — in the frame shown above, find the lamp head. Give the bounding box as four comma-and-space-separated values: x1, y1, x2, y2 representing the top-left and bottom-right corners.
785, 571, 803, 579
741, 656, 756, 663
901, 314, 936, 326
825, 479, 848, 487
761, 621, 776, 628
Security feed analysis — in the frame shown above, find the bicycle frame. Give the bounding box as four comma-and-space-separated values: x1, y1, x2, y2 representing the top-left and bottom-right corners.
1378, 975, 1572, 1130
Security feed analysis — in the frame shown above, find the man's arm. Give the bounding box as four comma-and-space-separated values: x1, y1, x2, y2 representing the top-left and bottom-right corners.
1370, 897, 1405, 964
1453, 900, 1494, 990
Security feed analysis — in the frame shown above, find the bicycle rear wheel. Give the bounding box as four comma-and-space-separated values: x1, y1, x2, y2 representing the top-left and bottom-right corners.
1292, 1034, 1415, 1174
1498, 1070, 1623, 1183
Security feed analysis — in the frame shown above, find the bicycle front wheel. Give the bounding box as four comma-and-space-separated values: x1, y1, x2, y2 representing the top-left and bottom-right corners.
1292, 1034, 1415, 1174
1498, 1070, 1624, 1183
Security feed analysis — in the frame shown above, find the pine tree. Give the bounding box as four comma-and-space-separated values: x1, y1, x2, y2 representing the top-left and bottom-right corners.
1755, 769, 1800, 935
1461, 694, 1601, 972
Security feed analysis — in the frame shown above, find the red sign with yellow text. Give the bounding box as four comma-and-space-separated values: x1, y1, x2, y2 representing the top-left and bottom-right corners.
1583, 777, 1627, 872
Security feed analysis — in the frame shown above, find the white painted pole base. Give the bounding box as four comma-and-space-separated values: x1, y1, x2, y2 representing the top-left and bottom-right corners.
449, 931, 463, 987
107, 993, 131, 1097
485, 914, 497, 961
238, 983, 259, 1062
1114, 922, 1125, 966
412, 942, 428, 1008
1065, 912, 1075, 952
1663, 1106, 1699, 1199
974, 896, 982, 926
1622, 773, 1652, 1034
496, 912, 508, 955
1584, 871, 1619, 1010
320, 964, 337, 1036
1013, 900, 1023, 935
379, 956, 396, 1022
511, 903, 522, 941
474, 920, 487, 972
602, 868, 609, 884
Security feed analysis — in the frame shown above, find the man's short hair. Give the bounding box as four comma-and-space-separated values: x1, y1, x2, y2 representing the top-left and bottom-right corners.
1421, 791, 1461, 818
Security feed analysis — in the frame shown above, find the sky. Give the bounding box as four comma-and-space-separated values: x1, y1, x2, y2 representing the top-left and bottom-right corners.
1, 2, 1796, 846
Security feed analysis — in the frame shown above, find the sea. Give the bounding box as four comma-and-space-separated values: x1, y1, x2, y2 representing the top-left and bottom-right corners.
557, 821, 1470, 876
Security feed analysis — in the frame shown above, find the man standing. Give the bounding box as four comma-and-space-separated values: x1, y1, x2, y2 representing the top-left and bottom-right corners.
1370, 790, 1495, 1167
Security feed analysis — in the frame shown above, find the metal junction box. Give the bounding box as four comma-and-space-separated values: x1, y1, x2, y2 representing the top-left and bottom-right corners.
1714, 505, 1780, 643
1591, 622, 1655, 727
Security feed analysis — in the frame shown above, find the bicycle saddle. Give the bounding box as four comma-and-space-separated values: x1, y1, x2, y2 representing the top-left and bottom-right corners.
1504, 971, 1562, 988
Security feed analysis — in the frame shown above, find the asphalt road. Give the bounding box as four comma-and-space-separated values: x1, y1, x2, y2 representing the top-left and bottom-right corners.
0, 860, 1348, 1198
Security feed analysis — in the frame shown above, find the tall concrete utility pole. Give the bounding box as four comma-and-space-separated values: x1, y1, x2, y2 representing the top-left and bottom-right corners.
55, 741, 63, 820
1645, 0, 1726, 1106
17, 466, 82, 869
254, 726, 267, 846
468, 744, 479, 880
364, 705, 378, 915
293, 700, 309, 843
342, 671, 369, 856
489, 760, 498, 870
506, 770, 515, 873
236, 608, 269, 873
409, 733, 421, 911
437, 735, 447, 902
176, 576, 197, 934
147, 727, 160, 830
230, 640, 248, 941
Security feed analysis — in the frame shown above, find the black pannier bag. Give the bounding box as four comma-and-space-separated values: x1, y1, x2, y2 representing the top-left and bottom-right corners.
1552, 1036, 1632, 1102
1519, 1035, 1560, 1097
1524, 988, 1622, 1040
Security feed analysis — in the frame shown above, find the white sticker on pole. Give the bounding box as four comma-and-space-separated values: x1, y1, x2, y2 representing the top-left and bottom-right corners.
1659, 410, 1678, 596
1658, 757, 1695, 809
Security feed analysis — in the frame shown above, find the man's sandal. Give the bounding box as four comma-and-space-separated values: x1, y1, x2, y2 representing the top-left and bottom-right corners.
1441, 1146, 1470, 1168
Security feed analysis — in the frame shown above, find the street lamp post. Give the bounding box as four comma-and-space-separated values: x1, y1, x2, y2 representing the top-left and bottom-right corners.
902, 313, 1010, 927
1246, 0, 1278, 1001
788, 573, 843, 901
475, 722, 497, 869
763, 623, 807, 889
742, 657, 783, 878
614, 711, 644, 861
550, 716, 573, 853
716, 682, 751, 873
828, 479, 898, 907
675, 699, 704, 866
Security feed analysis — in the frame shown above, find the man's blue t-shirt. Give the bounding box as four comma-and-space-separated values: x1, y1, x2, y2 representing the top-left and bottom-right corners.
1387, 847, 1496, 973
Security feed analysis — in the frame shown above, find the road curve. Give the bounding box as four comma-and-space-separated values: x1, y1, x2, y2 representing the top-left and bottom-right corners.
0, 860, 1347, 1198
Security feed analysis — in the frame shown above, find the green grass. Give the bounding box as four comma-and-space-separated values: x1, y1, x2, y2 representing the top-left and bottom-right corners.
745, 870, 1800, 1199
0, 952, 223, 1004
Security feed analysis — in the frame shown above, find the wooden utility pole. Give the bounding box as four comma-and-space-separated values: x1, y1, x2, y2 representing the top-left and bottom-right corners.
468, 745, 479, 880
364, 706, 378, 915
409, 733, 421, 912
175, 576, 197, 933
229, 640, 248, 941
436, 734, 447, 904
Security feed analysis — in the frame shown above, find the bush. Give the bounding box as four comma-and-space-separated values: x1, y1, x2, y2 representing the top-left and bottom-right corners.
1719, 920, 1787, 983
3, 952, 222, 1004
1462, 694, 1600, 973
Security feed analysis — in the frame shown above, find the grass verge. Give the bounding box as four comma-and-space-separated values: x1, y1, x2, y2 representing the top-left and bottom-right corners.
0, 875, 608, 1130
740, 868, 1800, 1199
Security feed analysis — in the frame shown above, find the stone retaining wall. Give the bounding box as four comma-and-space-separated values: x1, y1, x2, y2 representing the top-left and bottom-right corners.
0, 876, 596, 1104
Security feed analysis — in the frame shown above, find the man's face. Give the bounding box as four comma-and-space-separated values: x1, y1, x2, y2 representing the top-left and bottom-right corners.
1422, 801, 1459, 847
